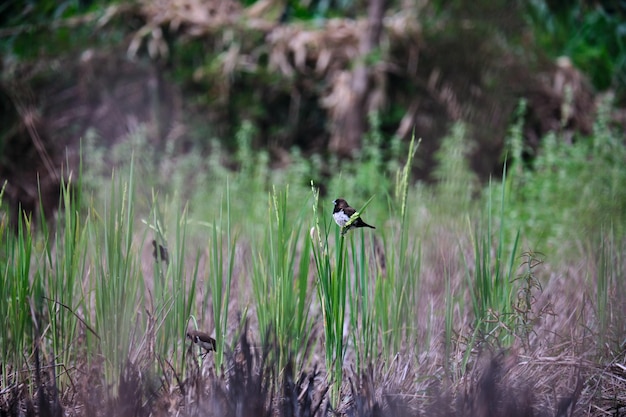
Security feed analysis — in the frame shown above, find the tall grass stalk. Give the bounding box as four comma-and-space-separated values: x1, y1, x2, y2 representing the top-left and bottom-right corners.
0, 212, 37, 389
594, 227, 623, 354
251, 187, 313, 374
311, 185, 348, 404
465, 168, 520, 358
379, 136, 421, 357
348, 231, 375, 372
173, 208, 200, 370
90, 161, 144, 385
207, 182, 236, 371
444, 264, 454, 373
146, 196, 198, 369
43, 174, 88, 388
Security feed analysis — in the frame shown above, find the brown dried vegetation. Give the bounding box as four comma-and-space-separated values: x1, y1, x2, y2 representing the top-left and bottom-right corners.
4, 323, 624, 417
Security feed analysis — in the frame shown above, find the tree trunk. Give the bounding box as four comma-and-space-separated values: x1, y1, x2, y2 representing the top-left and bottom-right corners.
329, 0, 387, 157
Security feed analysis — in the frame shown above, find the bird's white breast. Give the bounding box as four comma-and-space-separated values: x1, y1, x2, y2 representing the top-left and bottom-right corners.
333, 210, 350, 227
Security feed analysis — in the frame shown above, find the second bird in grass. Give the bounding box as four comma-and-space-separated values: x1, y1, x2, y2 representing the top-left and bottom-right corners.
151, 240, 169, 265
186, 330, 217, 357
332, 198, 375, 234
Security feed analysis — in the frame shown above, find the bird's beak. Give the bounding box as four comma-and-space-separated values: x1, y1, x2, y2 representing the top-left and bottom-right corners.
332, 199, 337, 205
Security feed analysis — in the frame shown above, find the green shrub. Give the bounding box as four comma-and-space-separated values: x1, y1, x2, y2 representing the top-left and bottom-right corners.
506, 96, 626, 256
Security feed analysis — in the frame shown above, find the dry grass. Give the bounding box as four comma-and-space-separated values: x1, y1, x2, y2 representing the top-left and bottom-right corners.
6, 323, 624, 416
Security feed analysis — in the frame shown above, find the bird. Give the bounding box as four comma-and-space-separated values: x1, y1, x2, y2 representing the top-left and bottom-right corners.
186, 330, 217, 357
332, 198, 375, 234
151, 239, 169, 265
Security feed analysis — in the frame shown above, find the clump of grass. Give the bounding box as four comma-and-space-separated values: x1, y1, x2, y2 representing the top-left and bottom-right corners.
466, 170, 520, 350
310, 184, 348, 404
89, 161, 144, 385
41, 173, 90, 389
0, 211, 37, 388
384, 136, 422, 356
206, 182, 237, 372
505, 96, 626, 255
347, 231, 376, 372
251, 186, 314, 374
313, 136, 424, 402
591, 227, 625, 357
145, 195, 200, 371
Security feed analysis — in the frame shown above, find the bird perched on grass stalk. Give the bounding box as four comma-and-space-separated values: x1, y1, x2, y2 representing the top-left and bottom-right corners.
332, 198, 375, 235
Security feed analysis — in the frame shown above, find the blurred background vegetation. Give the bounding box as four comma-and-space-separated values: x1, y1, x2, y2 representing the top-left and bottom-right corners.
1, 0, 625, 202
2, 0, 625, 250
1, 1, 626, 413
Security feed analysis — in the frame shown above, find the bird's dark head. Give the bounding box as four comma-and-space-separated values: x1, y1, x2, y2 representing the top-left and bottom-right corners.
333, 198, 348, 209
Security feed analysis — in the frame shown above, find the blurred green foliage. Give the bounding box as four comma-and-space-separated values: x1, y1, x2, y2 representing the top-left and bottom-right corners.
0, 0, 127, 60
505, 96, 626, 257
526, 0, 626, 103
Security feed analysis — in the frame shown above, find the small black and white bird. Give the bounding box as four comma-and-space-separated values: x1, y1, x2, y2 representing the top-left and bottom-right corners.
332, 198, 375, 234
152, 239, 169, 265
186, 330, 217, 356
